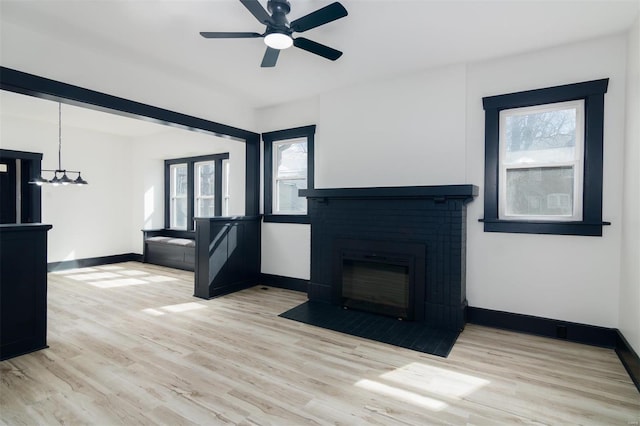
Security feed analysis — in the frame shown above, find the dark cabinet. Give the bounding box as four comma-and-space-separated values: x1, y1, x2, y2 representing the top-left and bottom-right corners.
0, 149, 43, 225
1, 223, 52, 360
194, 216, 260, 299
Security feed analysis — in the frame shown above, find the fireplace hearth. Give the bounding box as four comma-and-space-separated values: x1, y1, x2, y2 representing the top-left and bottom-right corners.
300, 185, 478, 331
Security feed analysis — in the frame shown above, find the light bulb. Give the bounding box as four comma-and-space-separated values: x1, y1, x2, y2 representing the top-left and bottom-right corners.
264, 33, 293, 50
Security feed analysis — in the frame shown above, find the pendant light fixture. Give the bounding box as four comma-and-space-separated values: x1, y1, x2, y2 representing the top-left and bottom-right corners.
30, 103, 88, 186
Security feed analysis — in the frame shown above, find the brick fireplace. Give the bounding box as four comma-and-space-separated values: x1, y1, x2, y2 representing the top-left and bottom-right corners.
300, 185, 478, 331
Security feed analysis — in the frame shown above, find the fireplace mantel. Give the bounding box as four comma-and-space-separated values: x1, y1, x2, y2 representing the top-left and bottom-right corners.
302, 184, 478, 331
300, 184, 478, 202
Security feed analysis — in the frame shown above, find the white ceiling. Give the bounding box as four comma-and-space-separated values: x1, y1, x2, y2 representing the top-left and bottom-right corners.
0, 89, 188, 137
1, 0, 638, 112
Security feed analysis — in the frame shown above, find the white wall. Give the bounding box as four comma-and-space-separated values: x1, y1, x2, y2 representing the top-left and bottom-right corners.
257, 34, 630, 328
261, 223, 310, 279
1, 106, 133, 263
620, 17, 640, 353
129, 129, 246, 254
317, 64, 467, 188
465, 36, 627, 328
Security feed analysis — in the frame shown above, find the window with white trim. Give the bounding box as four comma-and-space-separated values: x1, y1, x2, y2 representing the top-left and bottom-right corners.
499, 100, 584, 221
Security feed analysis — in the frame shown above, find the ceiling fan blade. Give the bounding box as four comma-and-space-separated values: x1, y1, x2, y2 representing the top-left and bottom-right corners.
240, 0, 272, 24
261, 47, 280, 67
293, 37, 342, 61
200, 32, 262, 38
290, 2, 348, 33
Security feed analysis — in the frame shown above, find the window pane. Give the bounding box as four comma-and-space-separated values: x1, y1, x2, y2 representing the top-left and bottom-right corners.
504, 106, 577, 165
171, 197, 187, 228
171, 164, 188, 196
196, 162, 215, 196
276, 179, 307, 213
196, 198, 215, 217
276, 141, 307, 179
194, 161, 215, 218
170, 164, 188, 229
222, 159, 230, 216
506, 166, 574, 216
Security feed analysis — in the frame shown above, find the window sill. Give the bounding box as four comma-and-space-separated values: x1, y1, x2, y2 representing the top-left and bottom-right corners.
479, 218, 611, 236
263, 214, 310, 224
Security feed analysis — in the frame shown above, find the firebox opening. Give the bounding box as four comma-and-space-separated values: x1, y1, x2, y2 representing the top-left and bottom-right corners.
342, 258, 413, 320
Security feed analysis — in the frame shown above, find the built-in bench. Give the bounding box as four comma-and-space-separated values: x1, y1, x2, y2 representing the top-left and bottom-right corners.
142, 229, 196, 271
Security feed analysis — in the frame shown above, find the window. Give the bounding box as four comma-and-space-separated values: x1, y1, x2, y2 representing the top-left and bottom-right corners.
263, 125, 315, 224
499, 100, 584, 221
165, 153, 229, 230
194, 161, 215, 218
482, 79, 609, 236
169, 163, 188, 229
273, 138, 308, 214
222, 159, 230, 216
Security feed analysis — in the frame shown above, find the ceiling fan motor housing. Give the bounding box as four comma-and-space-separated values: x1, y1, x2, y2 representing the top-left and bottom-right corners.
267, 0, 291, 31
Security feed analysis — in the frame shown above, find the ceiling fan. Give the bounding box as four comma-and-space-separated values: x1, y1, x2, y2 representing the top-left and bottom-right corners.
200, 0, 348, 67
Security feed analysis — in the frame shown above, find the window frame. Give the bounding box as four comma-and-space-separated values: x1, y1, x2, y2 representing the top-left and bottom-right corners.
263, 125, 315, 224
164, 152, 229, 231
481, 79, 609, 236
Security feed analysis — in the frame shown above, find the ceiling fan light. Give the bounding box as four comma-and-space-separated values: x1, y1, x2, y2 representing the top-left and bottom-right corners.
264, 32, 293, 50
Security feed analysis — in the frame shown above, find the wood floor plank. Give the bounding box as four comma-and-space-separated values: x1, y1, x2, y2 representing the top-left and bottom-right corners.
1, 261, 638, 425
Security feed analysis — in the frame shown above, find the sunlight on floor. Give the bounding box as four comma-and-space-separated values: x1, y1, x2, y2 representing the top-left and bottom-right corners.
380, 362, 490, 399
97, 265, 124, 271
51, 267, 100, 275
355, 379, 448, 411
117, 270, 148, 276
354, 361, 491, 412
68, 272, 122, 281
142, 308, 165, 316
88, 278, 148, 288
51, 265, 177, 288
50, 264, 203, 313
142, 302, 207, 316
162, 302, 207, 313
144, 275, 177, 283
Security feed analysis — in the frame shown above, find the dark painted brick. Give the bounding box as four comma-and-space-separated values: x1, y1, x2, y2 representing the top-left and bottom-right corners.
306, 187, 475, 331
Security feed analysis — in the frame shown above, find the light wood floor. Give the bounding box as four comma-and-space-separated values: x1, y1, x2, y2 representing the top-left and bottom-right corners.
1, 262, 638, 425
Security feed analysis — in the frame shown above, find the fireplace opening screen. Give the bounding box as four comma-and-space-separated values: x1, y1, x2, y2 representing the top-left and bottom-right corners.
342, 259, 412, 319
